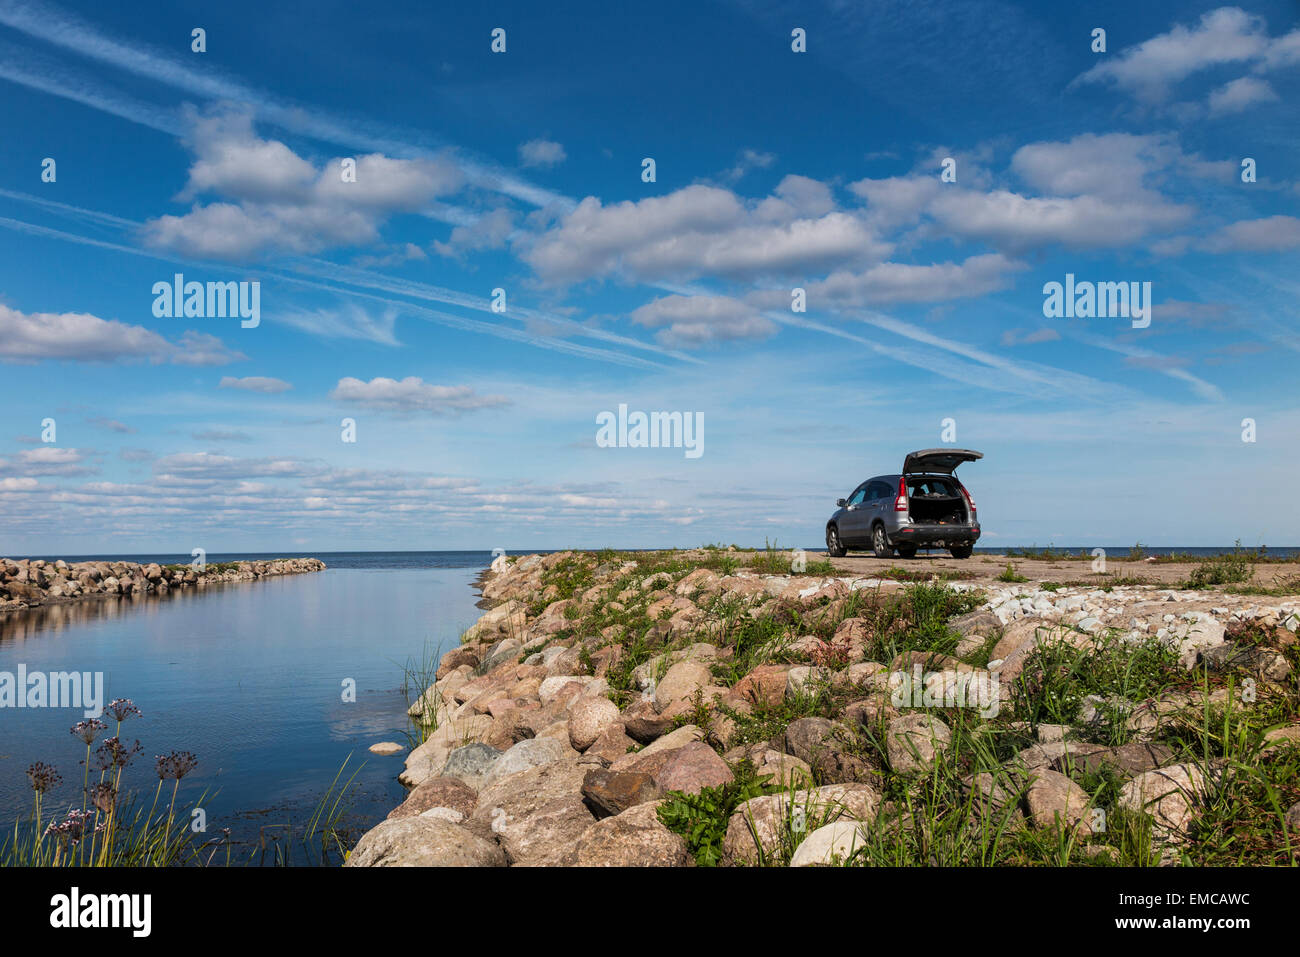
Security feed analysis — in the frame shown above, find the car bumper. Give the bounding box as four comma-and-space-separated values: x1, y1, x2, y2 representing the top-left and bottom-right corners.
891, 524, 980, 546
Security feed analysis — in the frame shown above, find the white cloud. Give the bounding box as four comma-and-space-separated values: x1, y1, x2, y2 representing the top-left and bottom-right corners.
524, 184, 886, 284
0, 304, 245, 365
810, 253, 1024, 306
0, 447, 96, 477
724, 148, 776, 182
144, 106, 464, 260
275, 303, 402, 346
1072, 7, 1299, 114
518, 138, 567, 168
630, 294, 778, 347
329, 376, 510, 413
930, 188, 1191, 250
432, 207, 515, 258
1207, 76, 1279, 115
755, 174, 835, 220
1073, 8, 1271, 102
219, 375, 293, 393
849, 175, 941, 230
1200, 215, 1300, 253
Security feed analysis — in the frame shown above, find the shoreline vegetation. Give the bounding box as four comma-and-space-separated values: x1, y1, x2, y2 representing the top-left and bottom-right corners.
0, 557, 327, 614
353, 546, 1300, 867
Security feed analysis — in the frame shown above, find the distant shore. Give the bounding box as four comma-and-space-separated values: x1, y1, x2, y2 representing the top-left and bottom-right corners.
0, 557, 326, 614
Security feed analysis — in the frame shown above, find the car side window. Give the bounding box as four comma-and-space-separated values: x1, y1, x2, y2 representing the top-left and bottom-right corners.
847, 488, 866, 506
867, 481, 888, 501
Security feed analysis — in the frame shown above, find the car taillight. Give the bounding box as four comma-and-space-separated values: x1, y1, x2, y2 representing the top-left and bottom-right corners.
894, 476, 908, 512
960, 484, 976, 513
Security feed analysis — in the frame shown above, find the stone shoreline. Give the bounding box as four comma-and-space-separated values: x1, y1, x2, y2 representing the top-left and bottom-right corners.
347, 549, 1300, 867
0, 556, 327, 614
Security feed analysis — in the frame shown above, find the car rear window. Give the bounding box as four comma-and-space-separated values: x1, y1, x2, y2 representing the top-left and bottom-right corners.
908, 477, 958, 497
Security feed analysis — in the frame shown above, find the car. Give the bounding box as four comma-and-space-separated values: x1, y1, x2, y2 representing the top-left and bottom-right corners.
825, 449, 982, 559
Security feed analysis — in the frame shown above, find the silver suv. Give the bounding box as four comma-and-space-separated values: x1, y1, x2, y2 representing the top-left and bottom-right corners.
825, 449, 982, 559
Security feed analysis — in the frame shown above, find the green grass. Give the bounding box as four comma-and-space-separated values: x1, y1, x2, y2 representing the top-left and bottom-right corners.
996, 562, 1029, 583
5, 699, 363, 868
1183, 543, 1256, 589
656, 761, 774, 866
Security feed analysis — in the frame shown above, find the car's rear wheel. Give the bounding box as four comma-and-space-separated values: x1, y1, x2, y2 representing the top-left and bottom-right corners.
948, 545, 973, 559
826, 525, 847, 558
897, 544, 917, 560
872, 524, 892, 559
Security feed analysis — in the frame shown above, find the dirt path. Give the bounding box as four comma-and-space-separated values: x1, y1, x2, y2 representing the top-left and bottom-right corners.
813, 550, 1300, 591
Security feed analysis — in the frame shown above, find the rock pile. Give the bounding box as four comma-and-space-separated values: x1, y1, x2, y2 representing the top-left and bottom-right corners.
0, 556, 327, 613
347, 550, 1300, 867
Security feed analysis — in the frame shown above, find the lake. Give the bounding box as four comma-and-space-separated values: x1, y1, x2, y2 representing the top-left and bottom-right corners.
0, 552, 490, 864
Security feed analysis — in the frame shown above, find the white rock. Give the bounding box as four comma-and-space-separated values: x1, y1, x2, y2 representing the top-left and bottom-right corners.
789, 821, 868, 866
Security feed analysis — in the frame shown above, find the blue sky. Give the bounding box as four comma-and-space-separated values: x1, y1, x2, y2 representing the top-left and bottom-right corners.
1, 0, 1298, 554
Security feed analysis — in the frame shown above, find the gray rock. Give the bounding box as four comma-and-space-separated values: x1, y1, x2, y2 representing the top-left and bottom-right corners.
440, 742, 503, 789
484, 736, 571, 784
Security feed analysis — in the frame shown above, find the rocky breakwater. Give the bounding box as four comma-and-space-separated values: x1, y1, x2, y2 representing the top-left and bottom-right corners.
0, 556, 327, 613
348, 549, 1300, 867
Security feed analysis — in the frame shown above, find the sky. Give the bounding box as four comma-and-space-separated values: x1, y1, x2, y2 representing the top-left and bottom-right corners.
0, 0, 1298, 555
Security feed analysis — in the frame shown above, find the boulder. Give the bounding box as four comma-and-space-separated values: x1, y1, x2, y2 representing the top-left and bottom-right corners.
653, 660, 713, 712
388, 776, 479, 821
581, 768, 662, 817
1025, 769, 1093, 835
344, 817, 505, 867
731, 664, 789, 709
568, 695, 622, 751
584, 722, 637, 765
400, 715, 493, 787
885, 713, 952, 774
651, 741, 734, 795
568, 801, 692, 866
622, 697, 677, 743
440, 743, 503, 789
789, 821, 868, 866
1117, 764, 1211, 839
722, 784, 879, 865
610, 724, 704, 771
437, 646, 481, 679
484, 737, 573, 784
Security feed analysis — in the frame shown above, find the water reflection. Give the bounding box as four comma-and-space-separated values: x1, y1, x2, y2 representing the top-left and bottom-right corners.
0, 582, 251, 645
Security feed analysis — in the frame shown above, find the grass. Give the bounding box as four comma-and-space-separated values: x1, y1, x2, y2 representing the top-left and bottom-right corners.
4, 697, 364, 868
1183, 542, 1256, 590
656, 761, 773, 865
398, 639, 447, 745
996, 562, 1029, 583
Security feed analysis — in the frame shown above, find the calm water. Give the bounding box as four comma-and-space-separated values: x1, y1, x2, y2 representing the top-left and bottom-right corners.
0, 552, 490, 863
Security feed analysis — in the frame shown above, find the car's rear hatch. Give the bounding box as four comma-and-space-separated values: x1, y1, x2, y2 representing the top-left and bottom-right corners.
902, 450, 981, 530
902, 448, 982, 475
